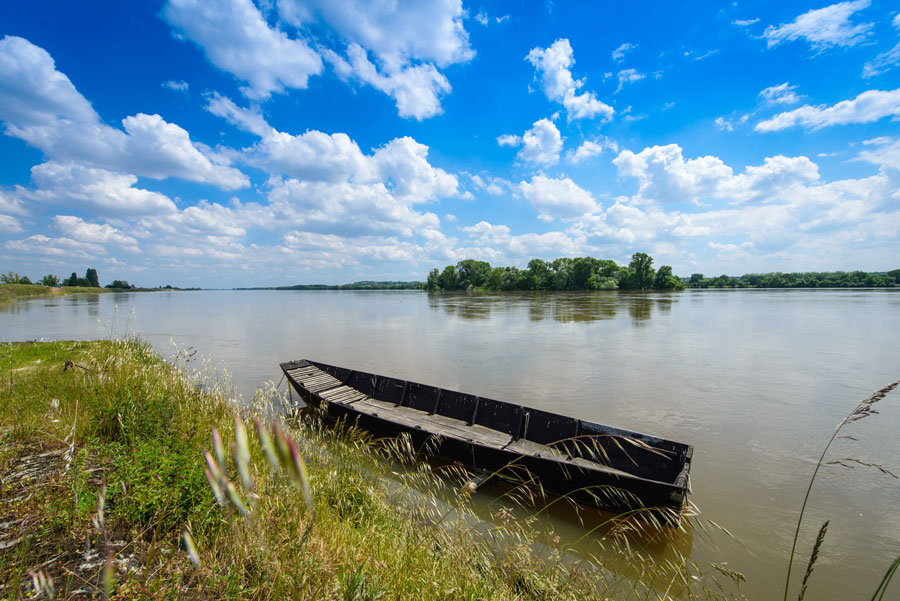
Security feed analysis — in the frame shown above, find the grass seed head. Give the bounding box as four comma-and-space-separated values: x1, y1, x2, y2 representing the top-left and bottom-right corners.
211, 427, 226, 471
254, 417, 281, 473
183, 529, 201, 567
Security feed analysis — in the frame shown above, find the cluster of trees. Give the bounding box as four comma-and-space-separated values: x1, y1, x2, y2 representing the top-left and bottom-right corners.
1, 268, 138, 289
248, 281, 425, 291
687, 270, 900, 288
425, 253, 685, 291
2, 271, 63, 286
62, 268, 100, 288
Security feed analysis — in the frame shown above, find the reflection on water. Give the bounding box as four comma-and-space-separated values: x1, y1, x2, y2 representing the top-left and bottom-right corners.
427, 290, 681, 325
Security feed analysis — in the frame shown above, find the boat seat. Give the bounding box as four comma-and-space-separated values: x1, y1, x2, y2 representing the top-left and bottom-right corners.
349, 397, 513, 449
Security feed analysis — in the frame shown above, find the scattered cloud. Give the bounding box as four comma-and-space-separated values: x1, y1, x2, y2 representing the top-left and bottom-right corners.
208, 94, 457, 203
755, 87, 900, 131
857, 136, 900, 171
763, 0, 873, 51
163, 0, 322, 100
53, 215, 140, 251
732, 18, 760, 27
0, 214, 22, 234
0, 36, 248, 189
526, 39, 614, 121
611, 42, 636, 62
715, 117, 734, 132
613, 144, 819, 205
25, 162, 178, 216
759, 82, 803, 105
279, 0, 472, 120
162, 79, 189, 91
567, 138, 619, 164
499, 118, 563, 165
519, 175, 598, 221
321, 43, 451, 120
0, 189, 27, 216
615, 68, 644, 93
469, 174, 512, 196
862, 14, 900, 78
474, 11, 509, 26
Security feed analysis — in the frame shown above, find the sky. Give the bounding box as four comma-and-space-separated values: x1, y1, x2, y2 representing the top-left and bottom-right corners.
0, 0, 899, 287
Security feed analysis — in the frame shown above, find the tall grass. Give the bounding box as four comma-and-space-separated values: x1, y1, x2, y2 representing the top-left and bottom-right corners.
783, 380, 900, 601
1, 338, 748, 600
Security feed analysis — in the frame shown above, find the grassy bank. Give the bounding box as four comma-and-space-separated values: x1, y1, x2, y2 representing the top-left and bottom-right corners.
0, 284, 114, 306
1, 340, 740, 600
0, 340, 595, 599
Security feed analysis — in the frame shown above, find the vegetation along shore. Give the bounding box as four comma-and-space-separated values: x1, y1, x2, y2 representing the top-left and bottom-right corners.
3, 339, 752, 600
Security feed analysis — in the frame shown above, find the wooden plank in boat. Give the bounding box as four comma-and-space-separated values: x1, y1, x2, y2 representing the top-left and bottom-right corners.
349, 397, 512, 449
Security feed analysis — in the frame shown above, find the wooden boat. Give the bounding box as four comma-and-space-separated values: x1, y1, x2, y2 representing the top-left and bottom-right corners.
280, 359, 692, 514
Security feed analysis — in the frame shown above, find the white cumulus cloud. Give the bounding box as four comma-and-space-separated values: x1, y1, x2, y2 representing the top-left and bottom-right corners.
567, 138, 618, 164
53, 215, 140, 251
526, 39, 614, 121
499, 118, 563, 165
279, 0, 473, 120
519, 175, 598, 221
163, 0, 322, 100
0, 36, 248, 190
613, 144, 819, 205
27, 162, 178, 216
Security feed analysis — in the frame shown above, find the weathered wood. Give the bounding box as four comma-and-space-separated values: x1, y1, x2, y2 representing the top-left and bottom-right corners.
280, 358, 693, 514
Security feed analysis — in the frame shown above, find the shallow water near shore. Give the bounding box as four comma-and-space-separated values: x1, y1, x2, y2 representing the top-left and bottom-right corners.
3, 288, 899, 600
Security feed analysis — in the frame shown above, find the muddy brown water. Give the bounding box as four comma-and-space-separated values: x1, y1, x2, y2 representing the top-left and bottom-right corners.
3, 288, 899, 600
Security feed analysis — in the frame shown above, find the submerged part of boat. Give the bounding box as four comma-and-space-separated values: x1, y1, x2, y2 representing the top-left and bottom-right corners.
280, 359, 692, 514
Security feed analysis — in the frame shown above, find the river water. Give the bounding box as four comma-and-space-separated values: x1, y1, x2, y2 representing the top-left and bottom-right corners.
2, 289, 898, 600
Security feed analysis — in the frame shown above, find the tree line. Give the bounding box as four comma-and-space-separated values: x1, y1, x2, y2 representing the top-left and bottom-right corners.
0, 268, 137, 289
687, 270, 900, 288
425, 253, 685, 291
239, 281, 425, 291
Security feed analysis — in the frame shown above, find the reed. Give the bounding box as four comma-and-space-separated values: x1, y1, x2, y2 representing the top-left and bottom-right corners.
783, 379, 900, 601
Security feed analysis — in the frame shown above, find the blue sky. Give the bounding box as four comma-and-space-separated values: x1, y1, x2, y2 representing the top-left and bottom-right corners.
1, 0, 899, 287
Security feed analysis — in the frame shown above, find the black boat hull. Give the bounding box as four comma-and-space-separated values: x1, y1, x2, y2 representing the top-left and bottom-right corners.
280, 359, 692, 514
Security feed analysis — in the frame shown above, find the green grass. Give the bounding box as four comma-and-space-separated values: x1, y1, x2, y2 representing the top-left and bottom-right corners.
0, 283, 115, 305
0, 339, 740, 600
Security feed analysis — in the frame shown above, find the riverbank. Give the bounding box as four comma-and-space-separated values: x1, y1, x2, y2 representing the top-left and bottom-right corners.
0, 284, 116, 306
1, 339, 632, 599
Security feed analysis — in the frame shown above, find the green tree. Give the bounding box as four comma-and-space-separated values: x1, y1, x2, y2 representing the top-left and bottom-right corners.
455, 259, 492, 289
40, 274, 60, 286
63, 272, 78, 286
85, 268, 100, 288
887, 269, 900, 285
654, 265, 685, 290
627, 252, 655, 290
106, 280, 131, 289
486, 266, 504, 290
550, 257, 574, 290
425, 268, 441, 290
0, 271, 24, 284
526, 259, 552, 290
438, 265, 459, 290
